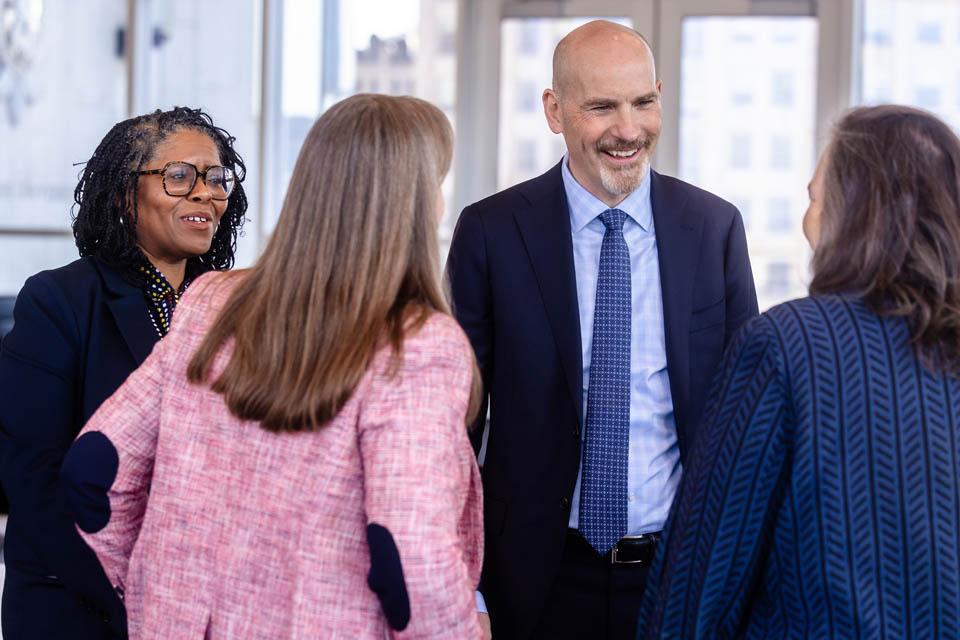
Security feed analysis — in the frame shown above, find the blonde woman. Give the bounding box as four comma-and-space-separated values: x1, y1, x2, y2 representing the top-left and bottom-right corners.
60, 94, 485, 639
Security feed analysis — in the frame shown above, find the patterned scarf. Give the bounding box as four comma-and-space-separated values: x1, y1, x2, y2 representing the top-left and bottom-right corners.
136, 262, 192, 338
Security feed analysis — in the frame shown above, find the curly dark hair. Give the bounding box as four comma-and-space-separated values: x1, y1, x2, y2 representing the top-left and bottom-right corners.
72, 106, 248, 274
810, 105, 960, 372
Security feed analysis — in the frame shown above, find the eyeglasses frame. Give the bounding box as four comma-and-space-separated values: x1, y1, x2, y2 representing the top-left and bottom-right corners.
132, 161, 235, 201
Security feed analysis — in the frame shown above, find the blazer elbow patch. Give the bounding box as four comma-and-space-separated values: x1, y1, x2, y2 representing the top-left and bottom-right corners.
366, 523, 410, 631
61, 431, 119, 533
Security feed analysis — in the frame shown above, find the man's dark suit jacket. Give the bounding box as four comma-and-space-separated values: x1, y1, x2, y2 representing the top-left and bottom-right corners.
446, 162, 759, 639
0, 257, 160, 639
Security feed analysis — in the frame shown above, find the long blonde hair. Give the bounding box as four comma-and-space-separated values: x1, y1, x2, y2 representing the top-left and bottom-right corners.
188, 94, 477, 431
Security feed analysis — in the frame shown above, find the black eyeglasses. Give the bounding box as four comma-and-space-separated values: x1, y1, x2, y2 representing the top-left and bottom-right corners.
133, 161, 236, 201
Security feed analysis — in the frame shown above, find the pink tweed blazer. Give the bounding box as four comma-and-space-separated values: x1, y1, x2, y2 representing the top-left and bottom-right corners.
73, 272, 484, 639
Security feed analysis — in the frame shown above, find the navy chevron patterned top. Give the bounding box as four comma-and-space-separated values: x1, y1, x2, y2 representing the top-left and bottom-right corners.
638, 295, 960, 639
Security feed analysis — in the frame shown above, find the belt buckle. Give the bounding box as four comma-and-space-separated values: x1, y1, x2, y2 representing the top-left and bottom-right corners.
610, 534, 652, 565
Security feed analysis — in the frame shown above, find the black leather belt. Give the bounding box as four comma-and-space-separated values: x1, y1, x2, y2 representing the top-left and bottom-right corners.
609, 532, 661, 565
567, 529, 662, 566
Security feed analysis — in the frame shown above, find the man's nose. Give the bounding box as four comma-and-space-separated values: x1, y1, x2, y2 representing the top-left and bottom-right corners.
610, 106, 641, 142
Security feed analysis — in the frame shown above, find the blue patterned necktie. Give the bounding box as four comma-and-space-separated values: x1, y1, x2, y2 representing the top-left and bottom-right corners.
578, 208, 631, 555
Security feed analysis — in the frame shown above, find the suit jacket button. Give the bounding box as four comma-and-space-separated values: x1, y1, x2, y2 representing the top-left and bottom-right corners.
560, 496, 571, 509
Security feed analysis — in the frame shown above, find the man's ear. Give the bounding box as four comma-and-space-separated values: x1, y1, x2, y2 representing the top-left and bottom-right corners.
542, 89, 564, 134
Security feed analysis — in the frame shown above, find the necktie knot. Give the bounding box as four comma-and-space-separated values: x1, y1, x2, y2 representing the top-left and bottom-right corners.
600, 208, 627, 232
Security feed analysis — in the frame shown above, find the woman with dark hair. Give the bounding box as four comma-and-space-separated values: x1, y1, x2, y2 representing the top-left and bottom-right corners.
0, 106, 247, 639
638, 105, 960, 639
60, 94, 485, 638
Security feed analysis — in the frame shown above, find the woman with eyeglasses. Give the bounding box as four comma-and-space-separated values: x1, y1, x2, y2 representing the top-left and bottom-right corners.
0, 106, 247, 639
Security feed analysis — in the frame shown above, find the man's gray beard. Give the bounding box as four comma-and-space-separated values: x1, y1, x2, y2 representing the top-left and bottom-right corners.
599, 156, 648, 197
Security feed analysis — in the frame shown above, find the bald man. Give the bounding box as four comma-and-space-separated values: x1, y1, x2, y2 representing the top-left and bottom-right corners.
446, 21, 758, 640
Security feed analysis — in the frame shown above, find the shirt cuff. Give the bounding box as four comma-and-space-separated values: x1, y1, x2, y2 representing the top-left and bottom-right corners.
476, 590, 488, 614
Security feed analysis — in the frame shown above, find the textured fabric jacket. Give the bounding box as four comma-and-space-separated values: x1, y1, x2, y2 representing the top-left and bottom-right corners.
62, 272, 485, 639
639, 295, 960, 639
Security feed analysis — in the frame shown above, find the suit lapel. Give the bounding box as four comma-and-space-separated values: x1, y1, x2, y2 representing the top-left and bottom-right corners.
513, 164, 584, 425
94, 259, 157, 364
651, 171, 703, 432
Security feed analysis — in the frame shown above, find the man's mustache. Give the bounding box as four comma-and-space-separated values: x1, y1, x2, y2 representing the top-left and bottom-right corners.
596, 136, 653, 153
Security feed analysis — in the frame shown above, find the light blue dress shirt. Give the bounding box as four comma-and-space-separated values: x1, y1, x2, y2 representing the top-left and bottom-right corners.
562, 158, 682, 535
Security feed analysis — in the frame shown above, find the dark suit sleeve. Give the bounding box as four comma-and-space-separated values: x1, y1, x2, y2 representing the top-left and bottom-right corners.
445, 206, 493, 454
723, 209, 759, 344
0, 274, 126, 632
637, 318, 790, 639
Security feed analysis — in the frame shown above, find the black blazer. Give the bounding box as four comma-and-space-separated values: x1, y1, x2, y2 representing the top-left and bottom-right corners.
446, 163, 759, 639
0, 257, 158, 639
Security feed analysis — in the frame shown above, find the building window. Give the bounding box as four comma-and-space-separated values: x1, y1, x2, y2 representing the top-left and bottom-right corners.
765, 262, 792, 297
770, 136, 792, 170
518, 21, 539, 55
917, 22, 941, 44
517, 81, 539, 113
730, 134, 752, 169
869, 86, 894, 103
516, 139, 538, 173
766, 197, 793, 232
865, 29, 892, 46
915, 87, 942, 110
771, 70, 795, 107
772, 30, 798, 45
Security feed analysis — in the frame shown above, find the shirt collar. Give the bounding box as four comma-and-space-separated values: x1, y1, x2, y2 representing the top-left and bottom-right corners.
561, 155, 652, 233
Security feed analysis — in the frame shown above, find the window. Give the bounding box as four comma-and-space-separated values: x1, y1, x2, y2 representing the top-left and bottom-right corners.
770, 136, 792, 170
861, 0, 960, 132
516, 140, 538, 174
917, 22, 941, 45
273, 0, 460, 244
865, 30, 892, 46
766, 197, 793, 233
0, 1, 127, 294
517, 81, 540, 113
870, 86, 894, 103
730, 135, 752, 169
518, 21, 539, 55
679, 15, 817, 311
772, 30, 798, 45
915, 87, 942, 110
685, 21, 705, 57
771, 70, 795, 107
765, 262, 792, 297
